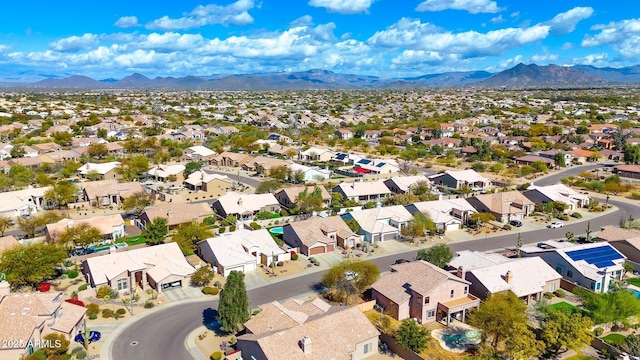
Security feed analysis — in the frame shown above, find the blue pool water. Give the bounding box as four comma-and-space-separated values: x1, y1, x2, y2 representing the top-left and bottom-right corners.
441, 330, 482, 349
632, 289, 640, 299
269, 227, 284, 235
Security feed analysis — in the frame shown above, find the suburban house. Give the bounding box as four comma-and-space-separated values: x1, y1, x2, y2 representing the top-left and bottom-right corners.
0, 186, 50, 218
282, 215, 360, 255
274, 185, 332, 210
429, 169, 492, 192
597, 226, 640, 270
449, 250, 561, 303
614, 164, 640, 180
212, 192, 280, 220
298, 147, 334, 162
383, 175, 431, 194
344, 205, 414, 243
0, 289, 87, 359
82, 242, 196, 293
237, 298, 379, 360
288, 163, 331, 182
45, 214, 126, 243
210, 151, 255, 168
523, 183, 590, 210
371, 261, 480, 325
520, 241, 626, 293
197, 228, 288, 276
0, 235, 19, 257
353, 158, 400, 175
514, 155, 556, 168
147, 164, 186, 182
78, 162, 121, 180
81, 180, 146, 207
181, 145, 217, 163
333, 180, 392, 204
140, 202, 213, 229
335, 128, 353, 140
242, 156, 292, 174
183, 171, 234, 197
466, 191, 535, 223
405, 199, 478, 232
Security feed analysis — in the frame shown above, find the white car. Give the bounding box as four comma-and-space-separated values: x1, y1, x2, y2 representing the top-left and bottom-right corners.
547, 221, 564, 229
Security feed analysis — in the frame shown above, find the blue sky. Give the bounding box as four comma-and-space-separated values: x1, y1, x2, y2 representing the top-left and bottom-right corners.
0, 0, 638, 81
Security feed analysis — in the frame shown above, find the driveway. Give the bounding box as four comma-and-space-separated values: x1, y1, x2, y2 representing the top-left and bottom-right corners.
161, 286, 207, 303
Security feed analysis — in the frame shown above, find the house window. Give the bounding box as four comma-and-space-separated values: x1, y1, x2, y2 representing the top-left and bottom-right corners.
549, 283, 555, 292
567, 270, 573, 278
424, 296, 430, 304
450, 289, 455, 298
117, 278, 128, 291
590, 281, 595, 290
555, 265, 564, 275
364, 343, 372, 354
596, 282, 601, 291
427, 310, 435, 318
464, 286, 468, 295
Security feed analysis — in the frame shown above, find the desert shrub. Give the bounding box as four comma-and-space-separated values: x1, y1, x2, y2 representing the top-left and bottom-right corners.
202, 287, 220, 295
291, 253, 299, 261
210, 351, 223, 360
280, 209, 289, 217
96, 285, 111, 299
249, 222, 261, 230
116, 308, 126, 315
571, 212, 582, 218
611, 324, 622, 332
276, 261, 284, 267
218, 227, 225, 234
144, 301, 154, 309
76, 350, 87, 359
88, 314, 97, 320
66, 270, 79, 279
229, 225, 236, 232
214, 281, 222, 288
503, 224, 512, 231
102, 309, 113, 318
594, 327, 604, 336
556, 214, 569, 221
544, 292, 554, 299
85, 303, 99, 316
554, 289, 565, 298
78, 284, 88, 291
203, 216, 216, 225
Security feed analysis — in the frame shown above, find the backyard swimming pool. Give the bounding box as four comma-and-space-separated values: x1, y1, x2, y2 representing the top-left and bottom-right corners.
269, 227, 284, 235
432, 328, 482, 353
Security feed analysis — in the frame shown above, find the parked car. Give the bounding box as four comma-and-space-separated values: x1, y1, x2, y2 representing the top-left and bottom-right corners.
394, 259, 411, 265
74, 331, 101, 344
547, 221, 564, 229
509, 219, 523, 227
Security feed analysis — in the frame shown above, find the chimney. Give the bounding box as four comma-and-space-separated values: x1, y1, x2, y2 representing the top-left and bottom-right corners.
301, 335, 311, 354
505, 270, 513, 283
456, 266, 465, 279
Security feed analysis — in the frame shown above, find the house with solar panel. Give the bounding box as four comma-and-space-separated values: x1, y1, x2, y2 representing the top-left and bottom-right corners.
519, 240, 626, 293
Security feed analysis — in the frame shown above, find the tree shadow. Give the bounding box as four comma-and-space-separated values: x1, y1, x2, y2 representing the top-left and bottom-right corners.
203, 308, 223, 333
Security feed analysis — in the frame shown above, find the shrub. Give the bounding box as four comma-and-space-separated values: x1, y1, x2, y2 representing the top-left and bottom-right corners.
571, 212, 582, 219
554, 289, 565, 298
218, 227, 225, 234
78, 284, 88, 291
276, 261, 284, 267
203, 216, 216, 225
116, 308, 126, 315
556, 214, 569, 221
76, 350, 87, 360
66, 270, 79, 279
229, 225, 236, 232
96, 285, 111, 299
144, 301, 154, 309
611, 324, 621, 332
544, 292, 554, 299
211, 351, 223, 360
102, 309, 113, 318
280, 209, 289, 217
503, 224, 512, 231
191, 267, 215, 286
594, 327, 604, 336
202, 287, 220, 295
88, 314, 97, 320
249, 222, 261, 230
85, 303, 99, 316
214, 281, 222, 288
291, 253, 299, 261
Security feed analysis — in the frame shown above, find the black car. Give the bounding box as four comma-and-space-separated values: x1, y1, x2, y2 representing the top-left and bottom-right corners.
509, 219, 523, 227
394, 259, 411, 265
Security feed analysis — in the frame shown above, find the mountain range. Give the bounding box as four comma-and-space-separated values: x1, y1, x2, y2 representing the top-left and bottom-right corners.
3, 63, 640, 90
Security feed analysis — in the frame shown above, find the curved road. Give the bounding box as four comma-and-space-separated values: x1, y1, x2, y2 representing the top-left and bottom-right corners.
112, 164, 637, 360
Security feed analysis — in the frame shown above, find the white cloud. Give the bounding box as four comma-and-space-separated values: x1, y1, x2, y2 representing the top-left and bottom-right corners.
497, 54, 523, 69
530, 53, 558, 63
544, 7, 593, 35
416, 0, 502, 14
114, 16, 139, 28
582, 18, 640, 47
562, 42, 574, 50
491, 15, 504, 24
572, 53, 608, 65
291, 15, 314, 26
308, 0, 376, 14
136, 33, 206, 52
510, 11, 520, 18
146, 0, 255, 30
49, 33, 99, 52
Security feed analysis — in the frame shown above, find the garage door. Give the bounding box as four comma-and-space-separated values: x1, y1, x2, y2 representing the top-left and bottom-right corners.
326, 245, 334, 252
382, 233, 396, 242
161, 280, 182, 290
445, 223, 459, 231
309, 246, 325, 255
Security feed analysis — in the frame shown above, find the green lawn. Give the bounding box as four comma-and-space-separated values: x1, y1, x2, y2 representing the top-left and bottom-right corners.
547, 301, 580, 313
565, 355, 597, 360
115, 235, 148, 246
602, 333, 626, 346
627, 277, 640, 287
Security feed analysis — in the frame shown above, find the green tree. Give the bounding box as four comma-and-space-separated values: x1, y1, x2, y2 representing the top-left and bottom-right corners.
344, 218, 360, 233
171, 222, 213, 255
296, 186, 324, 215
255, 180, 281, 194
42, 332, 70, 357
540, 309, 594, 355
505, 321, 544, 360
87, 143, 108, 159
574, 284, 640, 324
122, 191, 154, 216
416, 244, 453, 268
268, 165, 291, 182
0, 216, 11, 236
8, 164, 35, 188
0, 243, 66, 288
470, 212, 496, 229
117, 155, 149, 181
395, 319, 430, 353
190, 266, 215, 286
58, 223, 102, 248
44, 180, 79, 209
217, 270, 250, 334
555, 152, 567, 167
184, 161, 202, 177
59, 160, 82, 178
144, 217, 169, 245
322, 260, 380, 301
620, 334, 640, 356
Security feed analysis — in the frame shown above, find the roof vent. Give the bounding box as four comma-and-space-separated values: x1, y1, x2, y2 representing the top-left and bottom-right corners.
301, 335, 311, 354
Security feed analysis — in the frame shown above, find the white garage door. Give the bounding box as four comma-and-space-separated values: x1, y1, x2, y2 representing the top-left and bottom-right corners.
445, 223, 460, 231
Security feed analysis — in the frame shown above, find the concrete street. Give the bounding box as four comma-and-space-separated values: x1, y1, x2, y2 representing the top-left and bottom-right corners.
109, 163, 637, 360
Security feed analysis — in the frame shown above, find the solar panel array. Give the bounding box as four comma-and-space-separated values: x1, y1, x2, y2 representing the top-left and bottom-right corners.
565, 246, 624, 269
